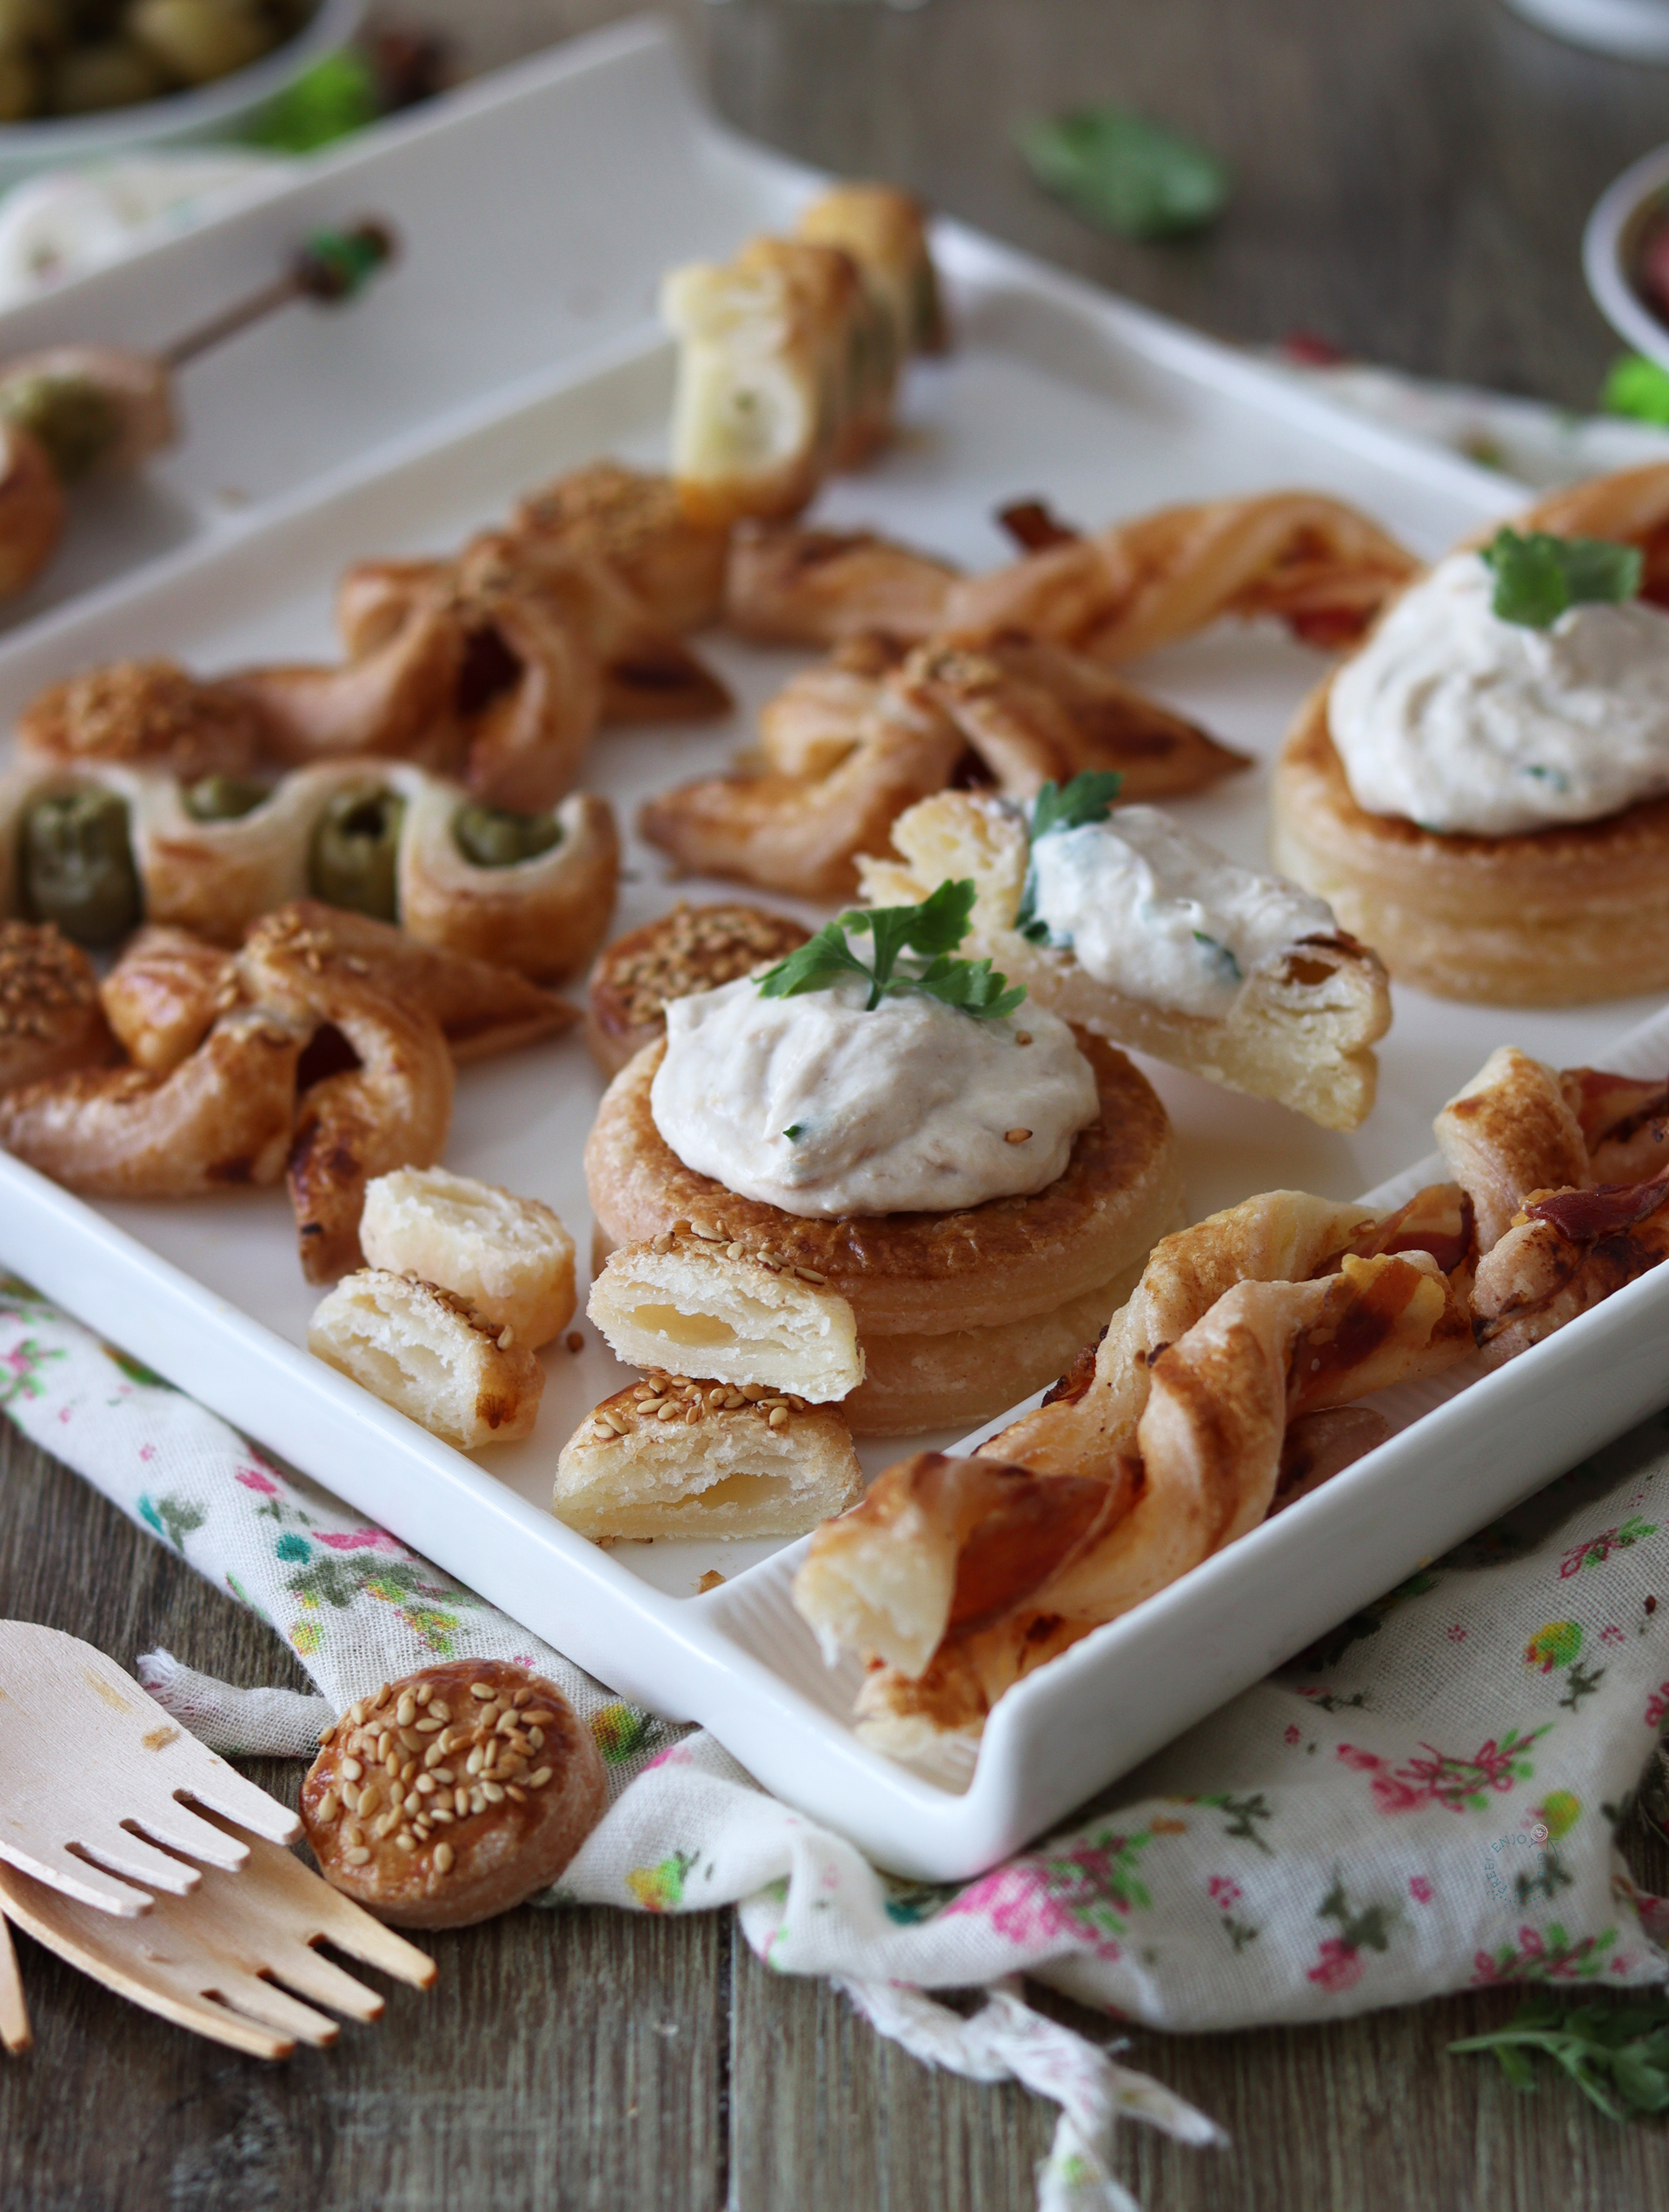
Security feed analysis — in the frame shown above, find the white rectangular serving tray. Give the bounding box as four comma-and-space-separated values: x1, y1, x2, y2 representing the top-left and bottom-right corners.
4, 19, 1669, 1880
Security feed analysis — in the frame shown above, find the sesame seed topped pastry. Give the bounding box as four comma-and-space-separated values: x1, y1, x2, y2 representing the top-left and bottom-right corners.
303, 1662, 606, 1929
553, 1373, 863, 1541
308, 1269, 544, 1449
1273, 463, 1669, 1003
510, 461, 731, 634
588, 1233, 863, 1402
0, 920, 115, 1094
360, 1166, 577, 1349
586, 903, 811, 1078
18, 658, 265, 783
861, 782, 1391, 1131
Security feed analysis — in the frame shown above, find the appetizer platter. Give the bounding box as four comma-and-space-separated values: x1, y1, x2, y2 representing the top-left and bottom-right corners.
6, 20, 1669, 1881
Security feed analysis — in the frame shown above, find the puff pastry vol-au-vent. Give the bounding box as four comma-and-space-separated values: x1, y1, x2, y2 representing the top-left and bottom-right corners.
1272, 462, 1669, 1005
859, 783, 1391, 1130
584, 1029, 1183, 1436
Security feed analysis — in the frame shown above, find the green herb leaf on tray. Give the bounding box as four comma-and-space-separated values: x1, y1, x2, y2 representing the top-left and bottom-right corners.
1015, 772, 1123, 940
1450, 1995, 1669, 2121
755, 879, 1024, 1020
1017, 110, 1232, 241
1601, 351, 1669, 427
1479, 527, 1643, 630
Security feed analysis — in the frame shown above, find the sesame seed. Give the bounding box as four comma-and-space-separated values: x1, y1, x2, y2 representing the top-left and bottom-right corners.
529, 1767, 553, 1789
341, 1784, 361, 1815
481, 1781, 506, 1805
505, 1784, 528, 1803
795, 1266, 827, 1284
470, 1682, 495, 1700
496, 1326, 515, 1351
514, 1689, 533, 1708
454, 1786, 469, 1815
358, 1783, 382, 1817
650, 1233, 673, 1255
316, 1791, 339, 1825
340, 1756, 363, 1781
396, 1833, 418, 1854
690, 1221, 724, 1240
1005, 1128, 1033, 1144
396, 1694, 417, 1728
435, 1842, 455, 1874
345, 1845, 371, 1866
430, 1806, 454, 1825
342, 1823, 363, 1849
726, 1241, 746, 1260
768, 1407, 788, 1430
415, 1715, 444, 1732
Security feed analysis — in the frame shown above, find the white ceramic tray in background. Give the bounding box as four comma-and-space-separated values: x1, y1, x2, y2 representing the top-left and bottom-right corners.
4, 19, 1669, 1880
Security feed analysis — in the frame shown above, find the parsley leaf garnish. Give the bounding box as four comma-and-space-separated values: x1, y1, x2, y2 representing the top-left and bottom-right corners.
1015, 771, 1123, 941
1451, 1995, 1669, 2121
1479, 527, 1642, 630
755, 878, 1026, 1020
1017, 110, 1232, 241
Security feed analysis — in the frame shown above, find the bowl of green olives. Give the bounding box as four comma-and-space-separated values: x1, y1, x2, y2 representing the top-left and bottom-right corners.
0, 0, 366, 177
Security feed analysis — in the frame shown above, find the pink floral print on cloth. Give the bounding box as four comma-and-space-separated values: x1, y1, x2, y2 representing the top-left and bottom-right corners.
7, 1273, 1669, 2210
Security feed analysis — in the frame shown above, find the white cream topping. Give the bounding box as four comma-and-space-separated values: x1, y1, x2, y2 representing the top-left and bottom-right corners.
1027, 806, 1337, 1019
1328, 550, 1669, 836
650, 974, 1099, 1218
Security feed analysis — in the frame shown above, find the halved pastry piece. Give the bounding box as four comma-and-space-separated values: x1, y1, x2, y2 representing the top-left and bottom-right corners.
859, 784, 1391, 1130
588, 1235, 863, 1403
360, 1167, 576, 1349
553, 1375, 862, 1541
309, 1269, 543, 1450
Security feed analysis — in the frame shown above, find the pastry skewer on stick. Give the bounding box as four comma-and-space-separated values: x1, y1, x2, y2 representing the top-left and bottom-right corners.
0, 222, 397, 603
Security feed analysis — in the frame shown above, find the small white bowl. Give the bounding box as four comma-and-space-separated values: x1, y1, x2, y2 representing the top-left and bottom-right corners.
1585, 138, 1669, 372
0, 0, 367, 185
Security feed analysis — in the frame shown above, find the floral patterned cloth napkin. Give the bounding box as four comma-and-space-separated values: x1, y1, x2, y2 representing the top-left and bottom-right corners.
5, 1272, 1669, 2212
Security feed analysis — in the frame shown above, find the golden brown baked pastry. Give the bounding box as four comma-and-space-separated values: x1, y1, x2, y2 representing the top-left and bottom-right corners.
1433, 1044, 1589, 1253
1472, 1170, 1669, 1366
1272, 465, 1669, 1005
0, 1004, 303, 1196
861, 791, 1391, 1131
795, 1196, 1473, 1753
308, 1269, 544, 1448
510, 461, 730, 633
585, 903, 810, 1078
757, 634, 908, 780
0, 756, 620, 985
724, 523, 959, 648
0, 418, 64, 599
98, 924, 236, 1074
795, 183, 947, 361
19, 660, 264, 782
302, 1662, 606, 1929
360, 1167, 577, 1349
553, 1373, 863, 1540
942, 492, 1419, 662
588, 1234, 863, 1402
638, 687, 964, 900
584, 1031, 1183, 1434
240, 908, 455, 1282
0, 921, 116, 1094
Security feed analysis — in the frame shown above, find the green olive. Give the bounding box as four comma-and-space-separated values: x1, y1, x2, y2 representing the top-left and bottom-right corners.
451, 803, 564, 870
127, 0, 276, 87
0, 374, 124, 486
22, 788, 142, 947
182, 773, 269, 823
309, 784, 406, 922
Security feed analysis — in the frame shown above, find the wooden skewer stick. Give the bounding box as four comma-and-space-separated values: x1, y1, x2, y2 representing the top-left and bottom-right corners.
0, 1910, 30, 2055
157, 218, 399, 371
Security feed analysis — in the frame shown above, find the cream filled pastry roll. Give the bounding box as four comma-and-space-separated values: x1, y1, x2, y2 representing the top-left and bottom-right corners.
583, 881, 1182, 1434
860, 778, 1390, 1130
1273, 462, 1669, 1003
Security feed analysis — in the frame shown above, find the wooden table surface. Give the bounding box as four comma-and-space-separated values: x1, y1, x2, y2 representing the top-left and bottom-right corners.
7, 3, 1669, 2206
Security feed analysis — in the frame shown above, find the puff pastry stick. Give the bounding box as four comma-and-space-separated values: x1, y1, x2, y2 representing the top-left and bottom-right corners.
724, 523, 960, 648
